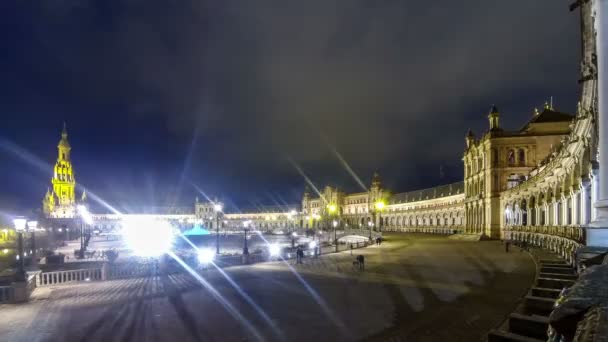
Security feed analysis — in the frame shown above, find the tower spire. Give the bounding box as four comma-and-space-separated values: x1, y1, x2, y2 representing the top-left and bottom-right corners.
62, 122, 68, 139
488, 105, 500, 131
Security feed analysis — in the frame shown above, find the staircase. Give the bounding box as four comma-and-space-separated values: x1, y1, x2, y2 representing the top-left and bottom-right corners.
487, 254, 578, 341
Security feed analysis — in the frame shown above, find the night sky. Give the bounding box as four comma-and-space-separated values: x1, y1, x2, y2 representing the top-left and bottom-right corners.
0, 1, 582, 214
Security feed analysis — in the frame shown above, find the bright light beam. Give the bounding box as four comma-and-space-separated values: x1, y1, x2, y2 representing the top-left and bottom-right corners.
167, 251, 265, 342
287, 157, 327, 204
177, 233, 284, 339
329, 146, 368, 192
0, 137, 121, 215
252, 231, 350, 337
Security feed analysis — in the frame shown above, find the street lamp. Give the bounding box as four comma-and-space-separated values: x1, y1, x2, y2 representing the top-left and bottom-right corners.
13, 217, 27, 281
374, 200, 385, 233
214, 203, 223, 255
77, 205, 92, 259
368, 220, 374, 240
332, 220, 338, 252
27, 221, 38, 268
243, 220, 250, 255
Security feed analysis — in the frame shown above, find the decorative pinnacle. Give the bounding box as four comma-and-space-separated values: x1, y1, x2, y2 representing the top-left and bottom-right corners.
62, 122, 68, 139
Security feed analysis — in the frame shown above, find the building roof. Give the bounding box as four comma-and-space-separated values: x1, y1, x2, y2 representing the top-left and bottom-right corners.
389, 181, 464, 204
520, 108, 573, 131
230, 204, 298, 214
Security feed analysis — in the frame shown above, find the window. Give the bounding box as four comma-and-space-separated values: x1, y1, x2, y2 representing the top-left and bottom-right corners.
518, 149, 525, 166
492, 148, 498, 167
507, 149, 515, 166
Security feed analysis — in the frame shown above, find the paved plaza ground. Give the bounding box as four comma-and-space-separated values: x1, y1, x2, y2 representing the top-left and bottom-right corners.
0, 234, 535, 342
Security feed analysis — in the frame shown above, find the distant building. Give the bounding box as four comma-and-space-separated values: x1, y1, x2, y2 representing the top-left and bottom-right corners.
42, 124, 85, 219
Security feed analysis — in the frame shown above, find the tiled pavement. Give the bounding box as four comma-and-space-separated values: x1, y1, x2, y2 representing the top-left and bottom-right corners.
0, 234, 535, 342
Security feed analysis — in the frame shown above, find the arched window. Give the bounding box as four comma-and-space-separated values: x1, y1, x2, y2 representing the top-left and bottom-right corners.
518, 149, 525, 166
492, 148, 498, 167
507, 149, 515, 166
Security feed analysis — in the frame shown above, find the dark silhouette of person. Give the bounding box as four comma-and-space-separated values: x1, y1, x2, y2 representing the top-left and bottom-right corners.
357, 255, 365, 270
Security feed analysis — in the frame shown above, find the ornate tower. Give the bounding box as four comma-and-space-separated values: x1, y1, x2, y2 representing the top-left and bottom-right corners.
301, 185, 311, 215
43, 123, 77, 218
369, 171, 383, 205
488, 105, 500, 131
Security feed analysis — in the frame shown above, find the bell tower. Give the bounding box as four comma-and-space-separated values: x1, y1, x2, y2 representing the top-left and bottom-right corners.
43, 123, 77, 218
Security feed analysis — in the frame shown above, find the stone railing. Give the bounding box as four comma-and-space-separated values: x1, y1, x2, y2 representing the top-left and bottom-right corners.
382, 226, 462, 235
0, 273, 40, 303
0, 285, 13, 303
507, 225, 585, 243
505, 226, 583, 264
37, 268, 103, 287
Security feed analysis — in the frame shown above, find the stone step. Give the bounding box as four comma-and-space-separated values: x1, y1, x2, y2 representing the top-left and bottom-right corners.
530, 287, 561, 299
536, 277, 575, 289
540, 266, 575, 275
539, 259, 567, 265
540, 263, 571, 269
538, 272, 578, 281
524, 295, 555, 315
508, 313, 549, 340
487, 330, 545, 342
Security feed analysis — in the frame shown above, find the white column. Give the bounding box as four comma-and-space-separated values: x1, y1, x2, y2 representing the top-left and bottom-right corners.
581, 181, 591, 224
554, 200, 560, 226
563, 195, 568, 225
588, 0, 608, 246
591, 170, 600, 221
573, 191, 580, 225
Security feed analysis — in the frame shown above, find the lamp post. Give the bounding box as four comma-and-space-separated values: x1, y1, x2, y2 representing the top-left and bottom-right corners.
368, 220, 374, 241
291, 232, 297, 248
77, 205, 92, 259
243, 220, 250, 255
214, 203, 223, 255
13, 217, 27, 282
332, 220, 338, 252
374, 200, 386, 233
27, 221, 38, 268
327, 204, 338, 248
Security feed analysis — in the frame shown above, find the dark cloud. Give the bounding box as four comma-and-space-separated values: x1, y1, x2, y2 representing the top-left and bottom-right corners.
0, 0, 581, 210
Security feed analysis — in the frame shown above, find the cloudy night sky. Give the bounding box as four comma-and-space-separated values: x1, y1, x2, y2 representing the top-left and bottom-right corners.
0, 1, 582, 213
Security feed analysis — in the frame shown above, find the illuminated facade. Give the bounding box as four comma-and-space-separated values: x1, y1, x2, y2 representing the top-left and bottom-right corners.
39, 1, 606, 260
42, 124, 83, 218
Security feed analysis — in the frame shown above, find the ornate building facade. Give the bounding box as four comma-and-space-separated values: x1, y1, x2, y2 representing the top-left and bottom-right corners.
42, 124, 83, 219
296, 2, 603, 264
40, 1, 606, 262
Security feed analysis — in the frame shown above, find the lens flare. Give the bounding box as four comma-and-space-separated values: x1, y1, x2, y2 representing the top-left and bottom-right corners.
121, 216, 174, 257
269, 244, 281, 257
198, 248, 215, 264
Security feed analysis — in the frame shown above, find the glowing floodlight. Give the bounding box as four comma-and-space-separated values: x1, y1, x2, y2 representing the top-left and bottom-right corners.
269, 244, 281, 257
13, 218, 27, 232
77, 205, 93, 224
198, 248, 215, 264
213, 203, 223, 212
309, 241, 317, 249
292, 232, 298, 237
121, 217, 174, 257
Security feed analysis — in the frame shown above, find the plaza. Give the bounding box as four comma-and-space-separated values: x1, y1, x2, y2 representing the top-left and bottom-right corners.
1, 0, 608, 341
0, 234, 535, 342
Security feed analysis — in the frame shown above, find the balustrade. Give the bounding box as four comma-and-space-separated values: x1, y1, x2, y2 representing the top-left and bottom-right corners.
37, 268, 102, 286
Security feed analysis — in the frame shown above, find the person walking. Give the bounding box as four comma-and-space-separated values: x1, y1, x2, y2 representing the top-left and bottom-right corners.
505, 240, 510, 253
296, 246, 303, 264
357, 255, 365, 271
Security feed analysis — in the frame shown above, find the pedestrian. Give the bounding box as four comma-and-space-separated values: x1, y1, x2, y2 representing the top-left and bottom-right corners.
350, 243, 353, 256
296, 246, 303, 264
357, 255, 365, 271
505, 240, 510, 253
